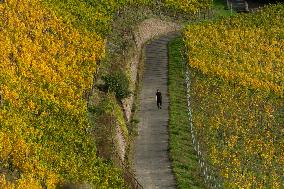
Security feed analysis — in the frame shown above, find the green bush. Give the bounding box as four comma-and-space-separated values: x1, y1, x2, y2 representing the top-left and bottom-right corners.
102, 71, 131, 100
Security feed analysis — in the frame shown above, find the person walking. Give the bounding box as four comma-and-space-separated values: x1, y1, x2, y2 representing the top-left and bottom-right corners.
156, 89, 162, 109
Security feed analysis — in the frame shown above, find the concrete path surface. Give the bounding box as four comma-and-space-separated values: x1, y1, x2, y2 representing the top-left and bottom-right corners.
134, 33, 179, 189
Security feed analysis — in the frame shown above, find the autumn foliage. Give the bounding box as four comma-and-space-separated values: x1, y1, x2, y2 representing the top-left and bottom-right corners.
0, 0, 125, 188
185, 4, 284, 188
185, 4, 284, 95
0, 0, 215, 188
164, 0, 212, 14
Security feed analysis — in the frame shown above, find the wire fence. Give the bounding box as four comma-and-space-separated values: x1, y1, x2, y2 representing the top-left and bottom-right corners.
117, 157, 143, 189
90, 4, 215, 188
112, 151, 143, 189
110, 118, 143, 189
179, 37, 222, 188
185, 66, 223, 188
109, 7, 214, 188
177, 6, 221, 187
226, 0, 249, 13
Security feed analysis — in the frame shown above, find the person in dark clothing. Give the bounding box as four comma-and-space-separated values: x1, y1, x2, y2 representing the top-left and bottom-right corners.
156, 89, 162, 109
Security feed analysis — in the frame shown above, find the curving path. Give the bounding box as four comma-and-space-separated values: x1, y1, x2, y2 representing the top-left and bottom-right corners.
134, 33, 179, 189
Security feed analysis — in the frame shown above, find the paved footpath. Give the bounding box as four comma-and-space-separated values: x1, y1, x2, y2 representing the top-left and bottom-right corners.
134, 33, 179, 189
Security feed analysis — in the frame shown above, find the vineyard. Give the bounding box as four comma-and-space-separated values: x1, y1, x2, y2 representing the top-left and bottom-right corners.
0, 0, 122, 188
4, 0, 280, 188
0, 0, 212, 188
164, 0, 212, 14
184, 4, 284, 188
42, 0, 213, 37
185, 4, 284, 95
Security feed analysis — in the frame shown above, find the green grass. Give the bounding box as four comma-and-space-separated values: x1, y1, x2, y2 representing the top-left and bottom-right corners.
213, 0, 237, 18
168, 37, 207, 189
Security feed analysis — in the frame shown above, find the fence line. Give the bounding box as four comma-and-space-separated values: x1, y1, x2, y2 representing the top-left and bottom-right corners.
227, 0, 249, 13
112, 151, 143, 189
88, 6, 214, 188
110, 117, 143, 189
115, 8, 213, 187
179, 7, 220, 188
185, 66, 222, 189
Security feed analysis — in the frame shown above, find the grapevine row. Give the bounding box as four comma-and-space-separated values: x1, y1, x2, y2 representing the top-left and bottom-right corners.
184, 4, 284, 188
0, 0, 214, 188
0, 0, 123, 188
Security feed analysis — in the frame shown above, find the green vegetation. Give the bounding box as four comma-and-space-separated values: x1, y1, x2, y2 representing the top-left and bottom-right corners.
183, 3, 284, 188
168, 37, 206, 189
213, 0, 236, 17
164, 0, 212, 14
102, 71, 131, 101
0, 1, 126, 188
185, 3, 284, 96
88, 93, 129, 158
0, 0, 216, 188
42, 0, 214, 37
42, 0, 121, 36
188, 69, 284, 188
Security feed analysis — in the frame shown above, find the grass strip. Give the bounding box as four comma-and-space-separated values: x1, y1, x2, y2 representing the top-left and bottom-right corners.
168, 37, 206, 189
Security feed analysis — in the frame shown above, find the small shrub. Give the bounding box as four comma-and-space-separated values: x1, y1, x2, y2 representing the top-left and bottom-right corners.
102, 71, 131, 101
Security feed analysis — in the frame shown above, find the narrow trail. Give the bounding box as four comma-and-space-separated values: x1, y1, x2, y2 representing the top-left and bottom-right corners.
134, 33, 179, 189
